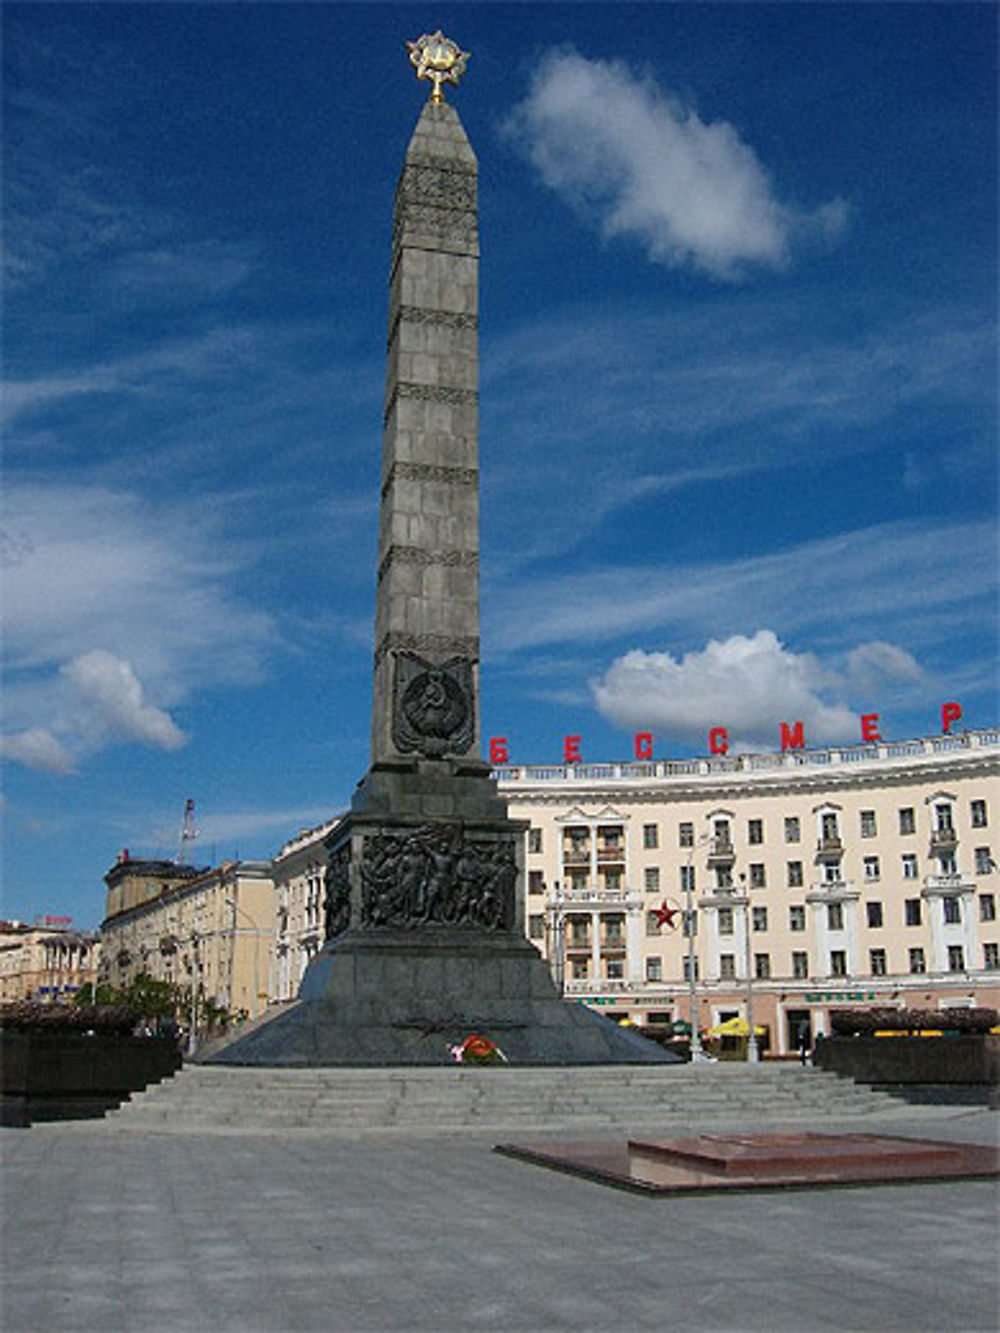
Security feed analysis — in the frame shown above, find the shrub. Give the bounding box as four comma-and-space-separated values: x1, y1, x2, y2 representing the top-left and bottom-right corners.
830, 1006, 998, 1036
0, 1001, 139, 1035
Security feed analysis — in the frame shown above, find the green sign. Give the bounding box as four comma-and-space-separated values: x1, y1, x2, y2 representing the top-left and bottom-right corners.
804, 991, 877, 1003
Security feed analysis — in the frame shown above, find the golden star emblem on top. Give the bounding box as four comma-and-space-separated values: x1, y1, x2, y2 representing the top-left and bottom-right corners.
405, 31, 470, 103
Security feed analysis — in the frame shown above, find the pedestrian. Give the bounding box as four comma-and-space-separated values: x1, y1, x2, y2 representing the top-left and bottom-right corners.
797, 1026, 811, 1065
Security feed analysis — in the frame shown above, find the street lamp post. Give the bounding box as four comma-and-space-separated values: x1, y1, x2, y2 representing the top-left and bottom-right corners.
740, 873, 760, 1063
684, 835, 711, 1062
186, 931, 199, 1057
547, 882, 566, 998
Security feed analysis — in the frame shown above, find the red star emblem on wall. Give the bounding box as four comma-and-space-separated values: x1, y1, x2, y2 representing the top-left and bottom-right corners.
654, 901, 680, 929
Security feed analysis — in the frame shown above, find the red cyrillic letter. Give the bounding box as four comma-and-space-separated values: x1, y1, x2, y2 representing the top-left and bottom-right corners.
709, 726, 729, 756
941, 701, 962, 734
564, 735, 582, 764
780, 721, 805, 751
489, 736, 508, 765
861, 713, 881, 742
634, 731, 654, 760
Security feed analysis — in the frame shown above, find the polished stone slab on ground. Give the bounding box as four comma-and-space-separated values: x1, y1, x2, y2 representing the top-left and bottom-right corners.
495, 1131, 1000, 1196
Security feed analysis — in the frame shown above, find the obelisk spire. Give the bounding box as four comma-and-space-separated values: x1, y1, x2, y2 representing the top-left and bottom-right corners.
370, 38, 480, 766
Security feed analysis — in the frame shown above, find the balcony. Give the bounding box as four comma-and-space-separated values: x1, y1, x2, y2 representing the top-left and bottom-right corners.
929, 828, 958, 853
922, 873, 973, 896
707, 837, 735, 865
597, 846, 625, 863
806, 880, 857, 902
562, 847, 589, 866
815, 836, 844, 861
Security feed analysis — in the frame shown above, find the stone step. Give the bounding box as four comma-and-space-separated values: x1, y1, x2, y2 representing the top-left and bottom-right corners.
108, 1063, 906, 1132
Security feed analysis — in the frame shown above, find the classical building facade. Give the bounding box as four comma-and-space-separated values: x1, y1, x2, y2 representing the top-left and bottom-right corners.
99, 854, 275, 1023
498, 729, 999, 1054
270, 817, 342, 1001
0, 920, 99, 1003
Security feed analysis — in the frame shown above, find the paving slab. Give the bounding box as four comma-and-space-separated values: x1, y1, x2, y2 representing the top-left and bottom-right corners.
2, 1109, 997, 1332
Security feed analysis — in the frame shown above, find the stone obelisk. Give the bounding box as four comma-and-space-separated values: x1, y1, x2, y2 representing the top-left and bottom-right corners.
210, 34, 673, 1065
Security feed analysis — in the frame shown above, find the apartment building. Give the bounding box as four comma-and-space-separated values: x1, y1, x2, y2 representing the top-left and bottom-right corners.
0, 919, 99, 1003
99, 855, 275, 1022
499, 729, 999, 1054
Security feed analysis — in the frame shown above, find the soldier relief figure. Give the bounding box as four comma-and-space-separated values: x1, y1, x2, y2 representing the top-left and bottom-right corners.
359, 824, 516, 931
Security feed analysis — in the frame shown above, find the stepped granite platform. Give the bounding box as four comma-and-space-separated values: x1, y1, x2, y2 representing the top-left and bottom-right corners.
107, 1062, 939, 1135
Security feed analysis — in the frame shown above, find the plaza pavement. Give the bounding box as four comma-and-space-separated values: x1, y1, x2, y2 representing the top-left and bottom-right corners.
2, 1107, 998, 1333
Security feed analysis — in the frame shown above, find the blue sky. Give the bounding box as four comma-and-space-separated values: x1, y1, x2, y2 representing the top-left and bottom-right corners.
3, 4, 996, 928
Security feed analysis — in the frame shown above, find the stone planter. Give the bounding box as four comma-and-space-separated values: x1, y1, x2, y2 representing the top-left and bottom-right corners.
1, 1030, 182, 1126
815, 1034, 999, 1107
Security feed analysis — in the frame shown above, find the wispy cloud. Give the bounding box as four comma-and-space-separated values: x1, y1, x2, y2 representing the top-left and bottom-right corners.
505, 49, 848, 280
1, 482, 275, 771
486, 517, 998, 675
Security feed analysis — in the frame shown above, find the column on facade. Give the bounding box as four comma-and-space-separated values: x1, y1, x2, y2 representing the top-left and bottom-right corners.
625, 903, 643, 985
591, 910, 601, 981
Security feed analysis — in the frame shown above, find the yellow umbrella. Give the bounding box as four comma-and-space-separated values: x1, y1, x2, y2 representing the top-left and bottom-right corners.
707, 1016, 767, 1038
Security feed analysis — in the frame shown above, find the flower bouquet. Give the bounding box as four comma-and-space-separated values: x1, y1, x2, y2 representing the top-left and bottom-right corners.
448, 1033, 508, 1065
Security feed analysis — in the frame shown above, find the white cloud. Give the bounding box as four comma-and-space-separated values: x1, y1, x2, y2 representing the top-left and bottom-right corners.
1, 481, 275, 771
846, 641, 924, 693
61, 651, 187, 752
0, 728, 76, 775
591, 631, 860, 747
505, 50, 847, 280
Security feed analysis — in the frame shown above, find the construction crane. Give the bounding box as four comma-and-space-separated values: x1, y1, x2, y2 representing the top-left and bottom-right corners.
176, 798, 199, 865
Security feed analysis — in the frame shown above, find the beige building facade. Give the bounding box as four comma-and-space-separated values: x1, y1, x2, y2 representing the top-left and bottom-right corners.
498, 729, 999, 1054
271, 817, 342, 1002
100, 855, 275, 1024
0, 920, 99, 1004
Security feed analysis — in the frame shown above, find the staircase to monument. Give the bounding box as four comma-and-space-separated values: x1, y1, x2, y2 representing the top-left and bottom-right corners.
106, 1063, 922, 1135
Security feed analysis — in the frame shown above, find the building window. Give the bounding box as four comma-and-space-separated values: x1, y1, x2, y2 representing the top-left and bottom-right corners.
604, 869, 623, 893
682, 956, 699, 982
646, 911, 663, 937
823, 861, 843, 885
754, 953, 771, 979
528, 827, 542, 854
528, 870, 544, 895
528, 914, 544, 940
971, 799, 988, 829
571, 958, 589, 980
606, 959, 624, 981
909, 947, 926, 974
980, 893, 996, 923
830, 950, 848, 977
646, 957, 663, 982
905, 898, 922, 927
718, 907, 734, 935
787, 861, 804, 888
748, 819, 764, 845
984, 943, 999, 971
678, 822, 694, 848
827, 902, 844, 931
789, 905, 806, 932
821, 812, 840, 842
749, 863, 766, 889
720, 954, 736, 980
938, 852, 957, 876
752, 906, 768, 932
974, 847, 993, 875
644, 866, 660, 893
682, 909, 698, 938
716, 867, 733, 890
860, 810, 877, 838
869, 948, 887, 976
680, 865, 696, 893
943, 897, 961, 925
947, 945, 965, 973
935, 803, 954, 833
643, 823, 659, 850
899, 807, 916, 835
863, 856, 881, 881
784, 817, 801, 844
569, 918, 590, 947
792, 950, 809, 979
601, 826, 623, 851
867, 901, 883, 928
902, 854, 918, 880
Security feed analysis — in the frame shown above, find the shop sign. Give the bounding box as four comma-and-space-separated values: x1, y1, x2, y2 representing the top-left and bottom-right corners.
804, 991, 877, 1003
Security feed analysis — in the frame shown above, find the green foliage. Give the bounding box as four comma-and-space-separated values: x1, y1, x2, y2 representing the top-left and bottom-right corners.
830, 1006, 998, 1036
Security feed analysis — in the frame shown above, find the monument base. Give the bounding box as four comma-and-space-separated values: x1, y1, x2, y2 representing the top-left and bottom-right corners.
207, 929, 678, 1066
